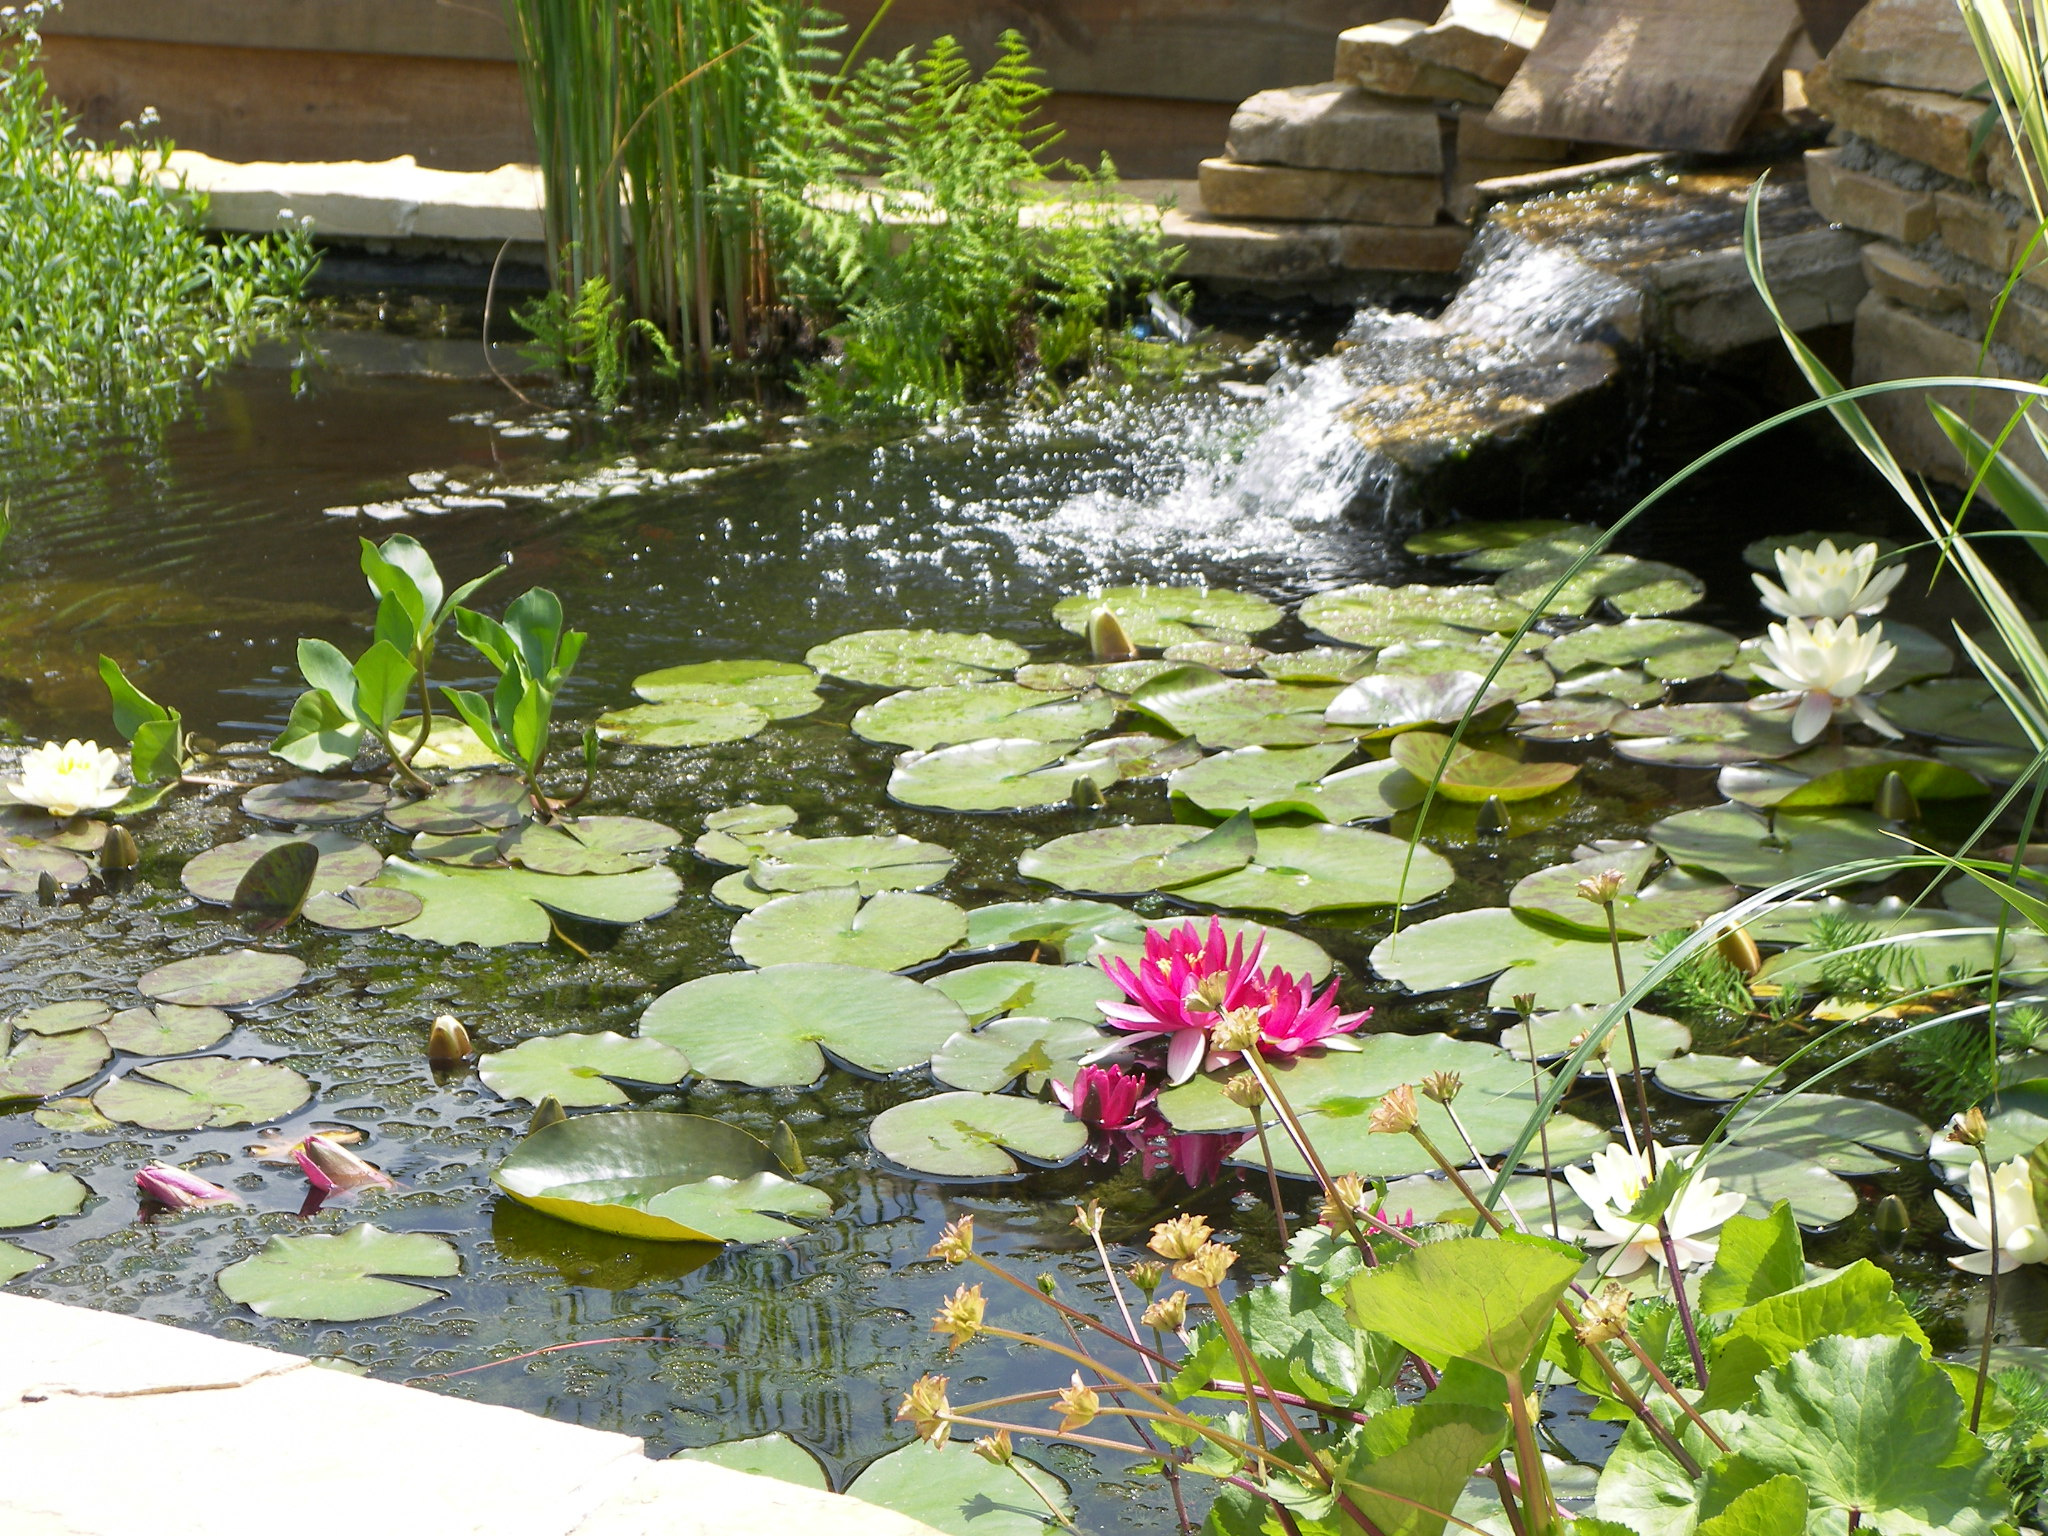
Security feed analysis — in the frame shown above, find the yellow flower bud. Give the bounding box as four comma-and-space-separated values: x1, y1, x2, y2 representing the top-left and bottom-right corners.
1148, 1213, 1213, 1262
1368, 1083, 1420, 1135
898, 1375, 953, 1447
1174, 1242, 1239, 1290
1142, 1289, 1189, 1332
931, 1283, 986, 1351
1053, 1372, 1101, 1431
930, 1215, 976, 1263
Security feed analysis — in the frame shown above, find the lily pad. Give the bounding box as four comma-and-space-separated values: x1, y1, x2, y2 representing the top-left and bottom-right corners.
1169, 745, 1420, 823
639, 964, 970, 1088
1126, 667, 1353, 749
629, 659, 824, 718
1506, 1006, 1691, 1072
1300, 583, 1528, 647
694, 804, 802, 866
1718, 747, 1987, 810
1553, 666, 1665, 706
1371, 907, 1651, 1010
372, 860, 682, 947
302, 886, 426, 931
1389, 731, 1579, 803
385, 775, 530, 835
731, 888, 967, 971
1497, 554, 1703, 617
1454, 529, 1604, 573
929, 1017, 1108, 1094
1648, 805, 1897, 888
1509, 845, 1736, 939
503, 816, 681, 877
1609, 702, 1803, 767
217, 1225, 460, 1321
0, 842, 91, 891
1700, 1144, 1859, 1227
101, 1004, 233, 1055
806, 630, 1029, 689
595, 699, 770, 747
1878, 679, 2033, 748
1513, 699, 1626, 741
139, 950, 306, 1008
751, 834, 954, 895
887, 738, 1124, 814
853, 682, 1114, 751
1542, 619, 1739, 682
32, 1099, 113, 1133
11, 1001, 111, 1035
241, 778, 392, 826
671, 1435, 829, 1491
927, 962, 1119, 1024
1407, 519, 1590, 557
1051, 585, 1281, 648
1321, 671, 1518, 736
847, 1438, 1074, 1536
1259, 647, 1376, 684
708, 871, 782, 911
94, 1056, 312, 1130
478, 1031, 689, 1106
0, 1240, 45, 1282
494, 1111, 831, 1242
394, 718, 503, 771
0, 1030, 109, 1098
1082, 916, 1336, 982
961, 898, 1135, 956
1724, 1093, 1928, 1176
1017, 816, 1257, 896
1653, 1053, 1778, 1102
869, 1091, 1088, 1178
182, 831, 381, 905
0, 1159, 90, 1226
1171, 823, 1456, 914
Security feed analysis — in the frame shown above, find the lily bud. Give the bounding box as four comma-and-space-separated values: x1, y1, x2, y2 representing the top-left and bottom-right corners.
1874, 1192, 1910, 1247
1419, 1070, 1463, 1105
1148, 1213, 1213, 1261
931, 1214, 976, 1263
1127, 1259, 1167, 1296
1071, 1199, 1105, 1237
1718, 926, 1762, 978
293, 1134, 395, 1194
135, 1161, 237, 1211
1511, 993, 1538, 1022
932, 1283, 986, 1351
1210, 1008, 1264, 1054
899, 1375, 953, 1447
1947, 1106, 1990, 1149
427, 1014, 471, 1064
973, 1430, 1014, 1467
1874, 770, 1919, 824
1142, 1289, 1188, 1332
1475, 795, 1509, 836
1087, 607, 1140, 664
1070, 775, 1106, 811
1368, 1083, 1420, 1135
528, 1095, 567, 1134
1174, 1241, 1239, 1290
1054, 1372, 1101, 1431
1576, 869, 1626, 907
36, 870, 58, 905
100, 824, 140, 875
1220, 1071, 1265, 1110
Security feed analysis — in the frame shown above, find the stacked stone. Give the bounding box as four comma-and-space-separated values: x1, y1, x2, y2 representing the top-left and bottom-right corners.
1168, 0, 1572, 290
1803, 0, 2048, 483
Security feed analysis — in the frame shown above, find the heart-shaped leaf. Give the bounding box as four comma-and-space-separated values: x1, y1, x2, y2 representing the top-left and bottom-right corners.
1512, 699, 1627, 741
1171, 823, 1455, 914
1610, 702, 1804, 767
854, 682, 1114, 750
929, 1016, 1108, 1094
1649, 805, 1897, 888
0, 1159, 91, 1226
139, 950, 306, 1008
101, 1004, 234, 1055
869, 1091, 1088, 1178
1877, 678, 2032, 747
182, 831, 380, 905
0, 1029, 110, 1098
1371, 907, 1650, 1009
1300, 583, 1528, 647
1653, 1053, 1777, 1102
1018, 816, 1257, 896
1724, 1093, 1928, 1175
217, 1224, 460, 1321
1506, 1006, 1691, 1073
1169, 745, 1421, 823
1052, 585, 1281, 647
478, 1031, 689, 1106
806, 629, 1029, 688
1389, 731, 1579, 803
302, 886, 426, 931
962, 898, 1135, 957
94, 1056, 312, 1130
731, 888, 967, 970
887, 738, 1120, 813
372, 859, 681, 946
231, 840, 320, 933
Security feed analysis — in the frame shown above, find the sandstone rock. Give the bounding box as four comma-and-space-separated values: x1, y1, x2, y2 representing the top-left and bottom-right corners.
1645, 226, 1868, 355
1935, 188, 2018, 272
1335, 21, 1501, 106
1829, 0, 1985, 96
1456, 112, 1570, 161
1225, 83, 1445, 175
1161, 209, 1345, 283
1403, 0, 1547, 87
1853, 292, 2048, 486
1804, 146, 1935, 243
1450, 158, 1568, 221
1198, 159, 1443, 226
1806, 64, 1986, 182
1861, 241, 1967, 313
1338, 222, 1471, 272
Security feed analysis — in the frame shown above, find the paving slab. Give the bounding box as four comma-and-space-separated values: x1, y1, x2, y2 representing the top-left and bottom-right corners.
1226, 83, 1445, 175
1335, 20, 1502, 107
1828, 0, 1985, 96
154, 150, 546, 241
1805, 145, 1937, 244
1198, 158, 1443, 225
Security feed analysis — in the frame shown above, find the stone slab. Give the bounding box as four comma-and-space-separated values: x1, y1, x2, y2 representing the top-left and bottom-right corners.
1936, 187, 2019, 273
1161, 209, 1468, 281
1451, 158, 1570, 221
1198, 157, 1443, 225
1402, 0, 1548, 87
1459, 150, 1677, 219
1645, 226, 1869, 354
1226, 83, 1445, 174
1853, 290, 2048, 486
1862, 241, 1968, 313
573, 1460, 942, 1536
1335, 21, 1502, 107
1487, 0, 1805, 154
1805, 63, 1987, 182
1828, 0, 1985, 96
1456, 111, 1572, 161
1338, 221, 1472, 272
152, 151, 546, 242
1804, 146, 1936, 243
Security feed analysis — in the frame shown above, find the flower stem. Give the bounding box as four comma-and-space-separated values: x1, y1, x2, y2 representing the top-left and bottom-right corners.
1520, 1013, 1561, 1238
1252, 1119, 1290, 1246
1603, 902, 1656, 1152
1242, 1053, 1374, 1268
1974, 1141, 2000, 1433
967, 1251, 1172, 1366
1505, 1372, 1557, 1536
1659, 1219, 1710, 1390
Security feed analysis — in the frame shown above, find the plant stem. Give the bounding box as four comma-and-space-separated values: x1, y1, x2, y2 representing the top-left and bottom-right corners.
1252, 1119, 1291, 1246
1604, 902, 1657, 1152
1974, 1141, 2001, 1433
1242, 1053, 1374, 1268
1521, 1013, 1561, 1238
967, 1252, 1172, 1366
1505, 1372, 1557, 1536
1659, 1221, 1711, 1390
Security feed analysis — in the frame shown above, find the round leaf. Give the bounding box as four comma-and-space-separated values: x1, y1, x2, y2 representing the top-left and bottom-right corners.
642, 1173, 832, 1244
0, 1240, 45, 1282
1170, 823, 1455, 913
217, 1224, 460, 1321
596, 699, 770, 747
0, 1030, 109, 1098
630, 659, 823, 718
869, 1091, 1087, 1178
478, 1031, 689, 1106
854, 683, 1115, 750
94, 1056, 312, 1130
1407, 520, 1590, 558
1703, 1144, 1857, 1227
1373, 639, 1554, 703
1051, 585, 1280, 647
1542, 619, 1738, 682
750, 834, 953, 895
242, 778, 391, 826
1724, 1093, 1928, 1175
302, 886, 426, 931
504, 816, 681, 876
806, 629, 1029, 689
1169, 745, 1419, 823
1371, 907, 1651, 1009
1718, 746, 1987, 809
1878, 678, 2032, 747
670, 1434, 828, 1491
101, 1004, 232, 1055
139, 950, 306, 1008
929, 1017, 1108, 1094
1300, 583, 1528, 647
962, 898, 1134, 957
1322, 671, 1518, 735
848, 1439, 1073, 1536
1260, 646, 1374, 684
1648, 805, 1897, 888
1506, 1006, 1691, 1072
694, 804, 801, 866
1017, 820, 1255, 897
926, 963, 1118, 1024
1513, 699, 1626, 741
1652, 1053, 1777, 1102
1610, 702, 1803, 767
372, 860, 682, 946
12, 1001, 111, 1036
1126, 667, 1354, 749
1389, 731, 1579, 803
1081, 916, 1336, 982
1509, 846, 1735, 939
182, 831, 380, 905
731, 888, 967, 971
0, 1159, 90, 1227
888, 738, 1114, 814
1497, 554, 1703, 617
384, 776, 531, 835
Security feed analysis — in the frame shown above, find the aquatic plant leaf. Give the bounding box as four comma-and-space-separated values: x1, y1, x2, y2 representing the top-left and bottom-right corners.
1509, 846, 1736, 938
925, 963, 1118, 1024
100, 1004, 232, 1055
929, 1016, 1107, 1094
596, 699, 770, 747
731, 888, 966, 970
1165, 640, 1265, 670
0, 1239, 45, 1282
1512, 698, 1627, 741
1322, 671, 1518, 736
1752, 901, 2020, 994
1407, 519, 1589, 558
138, 949, 306, 1008
0, 840, 90, 891
1389, 731, 1579, 803
217, 1224, 460, 1321
0, 1160, 90, 1226
1016, 662, 1100, 693
494, 1112, 831, 1243
1648, 805, 1896, 888
32, 1099, 112, 1132
384, 774, 531, 835
272, 688, 365, 773
869, 1091, 1087, 1178
1081, 916, 1336, 982
1455, 530, 1605, 574
0, 1030, 109, 1098
1371, 907, 1650, 1009
670, 1434, 829, 1491
302, 886, 425, 931
1877, 678, 2032, 747
1051, 585, 1281, 648
887, 738, 1111, 813
1653, 1053, 1777, 1102
853, 682, 1115, 750
503, 815, 681, 876
629, 659, 823, 718
750, 834, 953, 894
1507, 1006, 1691, 1071
95, 1056, 312, 1130
1742, 530, 1901, 571
1718, 746, 1986, 809
478, 1031, 689, 1106
1336, 1400, 1514, 1536
1126, 666, 1354, 748
1724, 1093, 1928, 1176
1346, 1231, 1584, 1375
1169, 746, 1421, 823
240, 777, 391, 827
1373, 639, 1555, 703
1381, 1172, 1593, 1231
847, 1438, 1074, 1536
1704, 1146, 1858, 1228
1090, 659, 1181, 695
1017, 817, 1257, 896
393, 717, 503, 771
1259, 646, 1376, 683
1170, 823, 1455, 913
231, 840, 320, 933
1610, 702, 1804, 767
0, 808, 108, 852
11, 1001, 111, 1035
1497, 554, 1704, 617
182, 831, 380, 904
1300, 582, 1529, 647
372, 859, 682, 946
693, 803, 801, 866
709, 870, 783, 910
962, 898, 1134, 956
1542, 618, 1739, 682
806, 629, 1029, 688
1554, 665, 1665, 705
639, 964, 970, 1087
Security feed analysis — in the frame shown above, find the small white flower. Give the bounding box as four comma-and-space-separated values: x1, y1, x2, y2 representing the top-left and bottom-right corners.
1755, 539, 1904, 621
1749, 615, 1901, 744
1934, 1156, 2048, 1275
1563, 1142, 1746, 1277
0, 740, 128, 817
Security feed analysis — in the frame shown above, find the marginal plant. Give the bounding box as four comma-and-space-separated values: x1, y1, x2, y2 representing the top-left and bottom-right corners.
443, 587, 591, 821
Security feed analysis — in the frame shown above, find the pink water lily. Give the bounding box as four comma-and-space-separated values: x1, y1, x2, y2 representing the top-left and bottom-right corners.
1234, 971, 1370, 1063
135, 1162, 237, 1211
293, 1134, 395, 1195
1052, 1065, 1157, 1131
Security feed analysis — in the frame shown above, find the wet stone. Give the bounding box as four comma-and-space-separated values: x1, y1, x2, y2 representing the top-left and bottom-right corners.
1225, 83, 1445, 175
1198, 158, 1444, 226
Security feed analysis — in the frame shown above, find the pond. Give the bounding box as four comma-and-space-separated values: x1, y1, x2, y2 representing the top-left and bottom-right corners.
0, 325, 2026, 1531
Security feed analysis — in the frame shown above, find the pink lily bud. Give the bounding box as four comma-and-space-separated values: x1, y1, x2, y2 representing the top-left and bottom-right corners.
135, 1161, 237, 1210
293, 1134, 395, 1194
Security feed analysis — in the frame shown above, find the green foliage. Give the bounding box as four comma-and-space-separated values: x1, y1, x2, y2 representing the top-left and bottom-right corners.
1989, 1366, 2048, 1524
1897, 1016, 2000, 1121
514, 275, 681, 409
97, 657, 184, 786
444, 587, 587, 810
1643, 927, 1754, 1020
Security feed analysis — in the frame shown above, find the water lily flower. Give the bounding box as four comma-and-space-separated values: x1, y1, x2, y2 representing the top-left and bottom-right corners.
1754, 539, 1904, 620
134, 1162, 237, 1210
0, 739, 127, 817
1052, 1064, 1157, 1130
1562, 1142, 1745, 1277
292, 1134, 395, 1195
1237, 972, 1369, 1062
1749, 616, 1902, 744
1097, 917, 1269, 1084
1934, 1156, 2048, 1275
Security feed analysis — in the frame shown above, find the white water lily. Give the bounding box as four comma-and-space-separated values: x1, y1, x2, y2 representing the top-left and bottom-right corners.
1754, 538, 1904, 620
1934, 1157, 2048, 1276
1562, 1142, 1746, 1277
0, 739, 127, 817
1749, 615, 1902, 744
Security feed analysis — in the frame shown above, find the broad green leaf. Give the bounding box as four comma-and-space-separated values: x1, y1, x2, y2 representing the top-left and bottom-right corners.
929, 1017, 1107, 1094
478, 1031, 689, 1106
1611, 702, 1802, 767
1720, 747, 1986, 810
94, 1056, 312, 1130
303, 886, 425, 931
595, 699, 769, 747
0, 1240, 45, 1282
98, 654, 173, 740
1018, 817, 1257, 896
384, 775, 530, 835
1497, 553, 1703, 617
806, 629, 1029, 688
925, 962, 1118, 1024
1052, 584, 1281, 647
1168, 745, 1422, 822
0, 1159, 91, 1226
693, 803, 801, 866
296, 637, 358, 714
1300, 583, 1529, 647
1259, 646, 1376, 683
1169, 822, 1456, 913
1654, 1053, 1777, 1102
182, 831, 380, 905
750, 834, 953, 895
1507, 1006, 1690, 1073
1707, 1146, 1859, 1228
1509, 846, 1736, 939
271, 689, 364, 772
1374, 638, 1555, 703
1081, 916, 1335, 982
1345, 1233, 1584, 1377
1724, 1093, 1928, 1177
0, 1029, 110, 1097
100, 1004, 233, 1055
1595, 1415, 1749, 1535
503, 816, 680, 877
887, 737, 1122, 813
1695, 1474, 1810, 1536
1649, 804, 1897, 888
1407, 520, 1589, 557
11, 1001, 111, 1036
1702, 1261, 1929, 1412
670, 1434, 829, 1491
372, 859, 681, 947
731, 888, 966, 971
1543, 619, 1740, 682
630, 659, 823, 718
241, 777, 391, 827
350, 640, 416, 730
643, 1173, 832, 1243
1370, 907, 1650, 1010
1699, 1201, 1806, 1313
960, 897, 1133, 956
1878, 679, 2032, 748
138, 950, 306, 1008
846, 1439, 1073, 1536
853, 682, 1114, 750
217, 1224, 459, 1321
1176, 1262, 1403, 1408
1127, 666, 1355, 748
868, 1091, 1087, 1178
1337, 1400, 1511, 1536
1390, 731, 1579, 803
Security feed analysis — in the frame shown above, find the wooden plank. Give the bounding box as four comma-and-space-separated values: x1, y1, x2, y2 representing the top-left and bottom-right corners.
39, 0, 517, 62
1486, 0, 1804, 154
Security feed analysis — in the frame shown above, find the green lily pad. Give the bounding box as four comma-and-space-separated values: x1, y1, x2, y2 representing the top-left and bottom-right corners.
640, 963, 970, 1087
1454, 528, 1603, 573
1554, 665, 1665, 706
1497, 554, 1703, 617
182, 831, 380, 905
479, 1031, 689, 1106
869, 1091, 1088, 1178
1506, 1006, 1691, 1072
886, 738, 1118, 814
1320, 671, 1518, 737
1718, 746, 1987, 809
494, 1111, 830, 1242
1609, 702, 1803, 767
694, 804, 802, 866
732, 888, 967, 971
1168, 745, 1420, 823
1513, 699, 1626, 741
929, 1016, 1107, 1094
1648, 805, 1897, 888
0, 1240, 45, 1282
1371, 907, 1650, 1010
1373, 639, 1555, 704
503, 816, 681, 876
1652, 1053, 1778, 1102
708, 871, 781, 910
1878, 679, 2033, 747
925, 962, 1117, 1024
1082, 916, 1336, 982
242, 778, 392, 827
1259, 646, 1375, 684
1016, 662, 1101, 693
1389, 731, 1579, 803
0, 1029, 109, 1098
1300, 583, 1528, 647
751, 834, 954, 895
806, 630, 1029, 689
1407, 520, 1590, 557
1724, 1093, 1928, 1175
671, 1434, 829, 1491
629, 659, 823, 717
0, 1159, 90, 1226
33, 1097, 114, 1132
595, 699, 770, 747
302, 886, 426, 931
12, 1001, 112, 1035
1543, 619, 1739, 682
372, 859, 682, 946
394, 717, 503, 771
1125, 667, 1353, 749
1171, 823, 1456, 914
217, 1224, 460, 1321
101, 1004, 233, 1055
1380, 1172, 1594, 1231
0, 842, 90, 892
1702, 1144, 1858, 1227
1509, 845, 1736, 939
1051, 585, 1281, 648
139, 950, 306, 1008
1166, 641, 1264, 670
1017, 816, 1257, 896
962, 898, 1135, 956
853, 682, 1114, 751
847, 1438, 1074, 1536
94, 1056, 312, 1130
385, 775, 530, 835
1091, 660, 1182, 695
